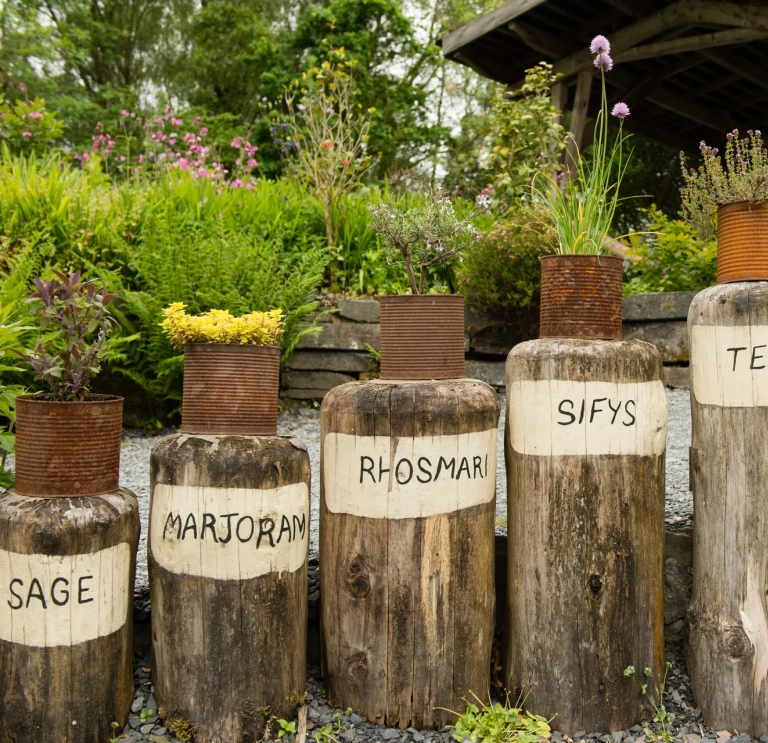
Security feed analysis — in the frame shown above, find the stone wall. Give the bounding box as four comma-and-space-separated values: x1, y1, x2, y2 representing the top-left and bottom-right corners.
281, 291, 696, 399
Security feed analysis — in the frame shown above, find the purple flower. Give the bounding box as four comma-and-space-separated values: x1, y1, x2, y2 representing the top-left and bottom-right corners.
594, 52, 613, 71
590, 35, 611, 55
611, 102, 630, 119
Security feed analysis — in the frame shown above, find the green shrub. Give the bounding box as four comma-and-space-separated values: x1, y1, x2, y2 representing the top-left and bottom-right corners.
623, 207, 716, 295
460, 206, 552, 340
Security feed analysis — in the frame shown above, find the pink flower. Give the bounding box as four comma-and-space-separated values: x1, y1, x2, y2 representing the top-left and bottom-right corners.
231, 178, 243, 188
28, 111, 43, 119
192, 116, 201, 126
594, 52, 613, 71
246, 158, 258, 168
611, 102, 630, 119
21, 131, 32, 137
590, 35, 610, 55
230, 136, 243, 149
200, 127, 208, 136
198, 168, 209, 177
172, 118, 181, 126
120, 109, 130, 117
138, 154, 145, 164
322, 140, 333, 149
18, 83, 26, 92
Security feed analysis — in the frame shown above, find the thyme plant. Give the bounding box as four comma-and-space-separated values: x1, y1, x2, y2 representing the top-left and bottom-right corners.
680, 128, 768, 238
533, 35, 631, 254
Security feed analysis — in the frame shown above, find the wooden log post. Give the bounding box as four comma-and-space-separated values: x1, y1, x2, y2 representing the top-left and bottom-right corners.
505, 339, 667, 734
0, 489, 139, 743
687, 283, 768, 735
320, 379, 499, 730
149, 434, 310, 742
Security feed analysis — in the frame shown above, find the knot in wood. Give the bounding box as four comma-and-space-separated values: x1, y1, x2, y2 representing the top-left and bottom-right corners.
589, 574, 603, 593
598, 683, 606, 694
344, 554, 371, 599
35, 527, 60, 554
722, 626, 754, 659
346, 652, 370, 681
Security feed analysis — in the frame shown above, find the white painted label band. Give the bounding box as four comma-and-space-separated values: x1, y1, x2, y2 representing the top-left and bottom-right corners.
691, 324, 768, 407
150, 482, 309, 579
507, 379, 667, 456
323, 429, 497, 519
0, 543, 131, 648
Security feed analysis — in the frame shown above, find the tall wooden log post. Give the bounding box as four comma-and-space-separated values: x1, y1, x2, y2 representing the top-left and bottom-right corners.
505, 339, 667, 734
0, 490, 139, 743
320, 379, 499, 729
687, 283, 768, 735
149, 434, 310, 742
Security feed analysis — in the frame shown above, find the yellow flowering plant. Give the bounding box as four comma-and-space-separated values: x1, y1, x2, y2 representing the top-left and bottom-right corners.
160, 303, 284, 347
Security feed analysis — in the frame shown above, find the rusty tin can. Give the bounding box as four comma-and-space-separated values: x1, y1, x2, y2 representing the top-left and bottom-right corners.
379, 294, 465, 380
717, 201, 768, 283
539, 254, 623, 340
14, 394, 123, 497
181, 343, 280, 435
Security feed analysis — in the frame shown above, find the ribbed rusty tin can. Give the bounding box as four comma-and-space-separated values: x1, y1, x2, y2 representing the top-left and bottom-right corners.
379, 295, 465, 380
539, 254, 623, 340
14, 394, 123, 497
716, 201, 768, 283
181, 343, 280, 435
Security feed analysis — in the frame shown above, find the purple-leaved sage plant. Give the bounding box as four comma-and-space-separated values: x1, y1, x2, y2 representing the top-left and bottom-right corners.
22, 270, 118, 401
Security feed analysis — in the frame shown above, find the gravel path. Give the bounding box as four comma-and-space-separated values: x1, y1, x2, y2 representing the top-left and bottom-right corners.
122, 389, 693, 590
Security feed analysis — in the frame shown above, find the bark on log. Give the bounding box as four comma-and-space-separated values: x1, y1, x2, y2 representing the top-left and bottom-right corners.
320, 379, 499, 730
149, 434, 310, 743
0, 489, 139, 743
505, 339, 667, 734
687, 282, 768, 735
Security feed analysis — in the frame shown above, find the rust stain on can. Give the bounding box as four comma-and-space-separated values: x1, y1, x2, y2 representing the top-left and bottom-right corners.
181, 343, 280, 435
539, 254, 623, 340
379, 295, 465, 380
14, 395, 123, 497
717, 201, 768, 283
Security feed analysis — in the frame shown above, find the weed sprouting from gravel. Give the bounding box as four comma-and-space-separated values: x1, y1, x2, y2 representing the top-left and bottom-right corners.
446, 692, 551, 743
624, 663, 675, 743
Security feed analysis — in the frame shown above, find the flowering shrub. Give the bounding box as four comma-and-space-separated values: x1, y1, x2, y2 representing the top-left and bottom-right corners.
0, 84, 63, 152
533, 35, 632, 254
160, 303, 284, 346
23, 271, 117, 401
680, 129, 768, 238
75, 107, 260, 188
368, 186, 487, 294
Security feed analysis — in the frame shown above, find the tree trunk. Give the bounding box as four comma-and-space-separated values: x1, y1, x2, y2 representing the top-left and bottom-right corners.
320, 379, 499, 729
687, 282, 768, 735
0, 489, 139, 743
505, 339, 667, 734
149, 434, 310, 743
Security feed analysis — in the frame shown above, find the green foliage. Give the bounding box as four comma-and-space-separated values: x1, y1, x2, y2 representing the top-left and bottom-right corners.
623, 208, 717, 295
449, 693, 551, 743
484, 64, 564, 213
624, 663, 675, 743
460, 206, 552, 340
0, 300, 30, 489
313, 709, 351, 743
111, 172, 328, 416
276, 718, 297, 739
140, 708, 155, 723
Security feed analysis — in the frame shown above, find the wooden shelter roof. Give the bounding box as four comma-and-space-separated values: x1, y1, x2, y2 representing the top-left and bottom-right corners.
441, 0, 768, 153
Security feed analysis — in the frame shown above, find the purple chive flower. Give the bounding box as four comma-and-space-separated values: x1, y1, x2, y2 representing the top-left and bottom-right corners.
611, 102, 630, 119
590, 35, 611, 55
594, 52, 613, 71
